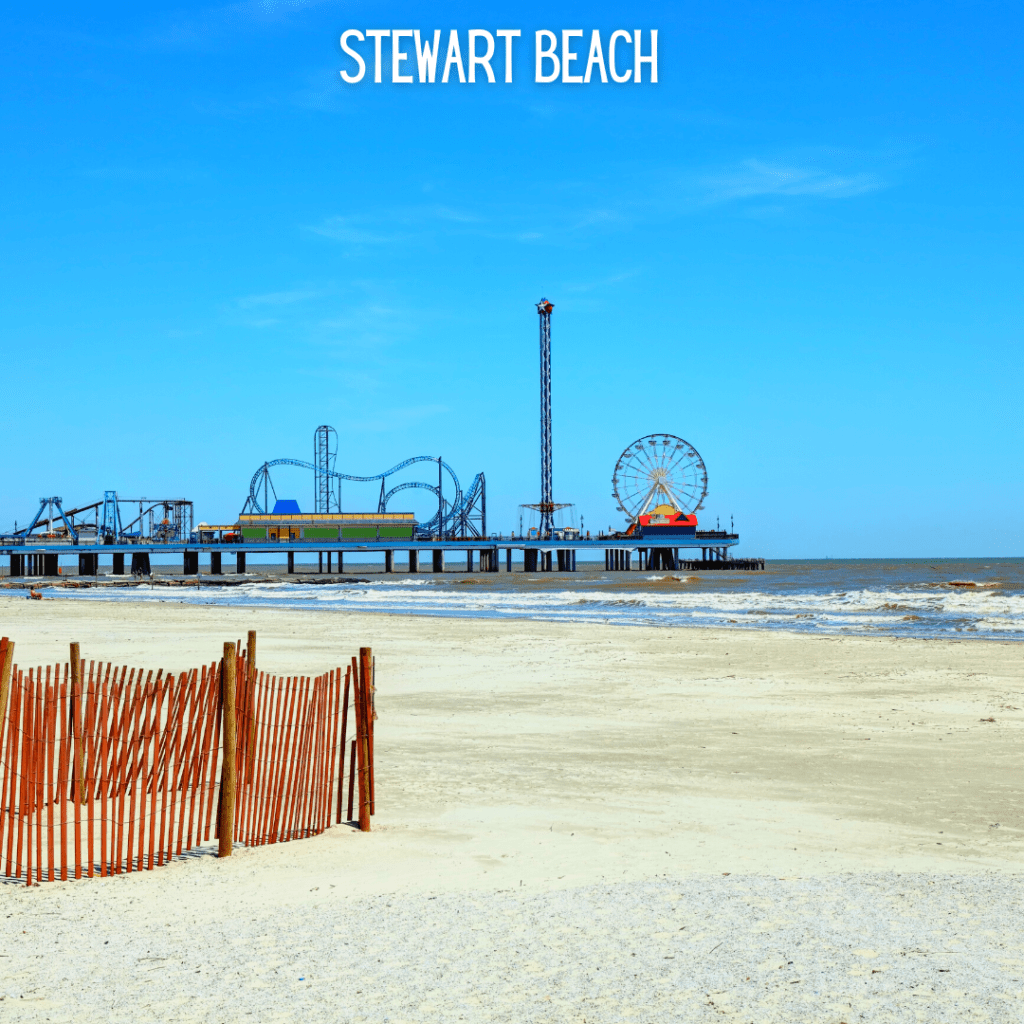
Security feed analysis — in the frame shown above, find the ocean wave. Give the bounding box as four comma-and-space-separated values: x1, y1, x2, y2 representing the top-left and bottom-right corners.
42, 578, 1024, 640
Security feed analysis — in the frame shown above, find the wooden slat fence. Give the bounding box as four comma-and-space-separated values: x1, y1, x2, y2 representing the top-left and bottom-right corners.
0, 634, 376, 885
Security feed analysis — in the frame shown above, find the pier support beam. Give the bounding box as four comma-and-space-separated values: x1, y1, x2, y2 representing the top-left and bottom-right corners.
648, 548, 675, 571
183, 550, 199, 575
385, 550, 394, 573
113, 553, 125, 575
432, 549, 444, 573
236, 552, 246, 574
541, 550, 553, 572
78, 553, 98, 577
131, 552, 150, 575
489, 547, 499, 572
506, 547, 512, 573
467, 549, 474, 573
44, 554, 58, 576
287, 551, 295, 574
524, 549, 538, 572
604, 549, 632, 571
318, 552, 323, 573
210, 551, 222, 575
408, 550, 419, 573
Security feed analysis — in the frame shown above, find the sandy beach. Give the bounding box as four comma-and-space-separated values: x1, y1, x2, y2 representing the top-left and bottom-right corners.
2, 595, 1022, 1021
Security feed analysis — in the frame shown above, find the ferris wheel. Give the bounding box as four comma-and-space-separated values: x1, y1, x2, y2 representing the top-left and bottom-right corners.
611, 434, 708, 522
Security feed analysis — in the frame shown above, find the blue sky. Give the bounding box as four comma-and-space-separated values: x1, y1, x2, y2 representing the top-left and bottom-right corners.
1, 1, 1022, 556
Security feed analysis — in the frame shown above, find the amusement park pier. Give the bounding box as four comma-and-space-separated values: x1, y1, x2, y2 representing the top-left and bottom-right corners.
1, 298, 763, 579
0, 530, 758, 580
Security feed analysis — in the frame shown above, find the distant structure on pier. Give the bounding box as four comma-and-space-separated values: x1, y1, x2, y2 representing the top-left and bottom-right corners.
520, 298, 574, 541
241, 426, 486, 540
612, 433, 708, 531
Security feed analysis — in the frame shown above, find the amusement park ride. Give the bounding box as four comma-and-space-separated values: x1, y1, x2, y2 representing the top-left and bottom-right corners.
6, 494, 193, 544
241, 425, 487, 540
1, 296, 761, 576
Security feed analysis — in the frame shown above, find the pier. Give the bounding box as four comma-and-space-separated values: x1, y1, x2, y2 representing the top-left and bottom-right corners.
1, 533, 762, 578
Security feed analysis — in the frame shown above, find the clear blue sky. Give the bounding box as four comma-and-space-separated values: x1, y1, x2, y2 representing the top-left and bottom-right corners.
2, 1, 1022, 557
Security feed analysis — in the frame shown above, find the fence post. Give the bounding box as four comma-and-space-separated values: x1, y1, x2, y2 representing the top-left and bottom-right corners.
357, 647, 372, 832
246, 630, 258, 761
69, 642, 85, 804
219, 642, 237, 857
369, 655, 375, 815
0, 638, 13, 728
247, 631, 256, 683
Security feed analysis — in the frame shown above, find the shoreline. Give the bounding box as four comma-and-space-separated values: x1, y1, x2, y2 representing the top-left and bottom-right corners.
4, 577, 1022, 645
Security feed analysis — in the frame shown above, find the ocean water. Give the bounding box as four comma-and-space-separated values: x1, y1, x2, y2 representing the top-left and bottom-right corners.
45, 558, 1024, 640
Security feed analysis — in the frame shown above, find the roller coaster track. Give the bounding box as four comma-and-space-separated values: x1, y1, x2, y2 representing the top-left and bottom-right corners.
244, 457, 486, 538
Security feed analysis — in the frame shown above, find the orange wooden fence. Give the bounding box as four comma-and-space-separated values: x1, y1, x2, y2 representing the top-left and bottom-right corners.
0, 634, 376, 885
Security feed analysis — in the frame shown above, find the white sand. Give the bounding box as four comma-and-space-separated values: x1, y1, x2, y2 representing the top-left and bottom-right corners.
2, 596, 1022, 1021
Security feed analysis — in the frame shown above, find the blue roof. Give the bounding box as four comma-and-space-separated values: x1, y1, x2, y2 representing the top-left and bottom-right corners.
272, 499, 302, 514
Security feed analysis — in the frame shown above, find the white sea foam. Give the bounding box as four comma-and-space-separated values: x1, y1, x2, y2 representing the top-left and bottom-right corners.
45, 577, 1024, 639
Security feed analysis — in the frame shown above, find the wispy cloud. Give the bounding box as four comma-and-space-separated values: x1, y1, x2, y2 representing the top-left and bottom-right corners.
308, 218, 401, 245
82, 163, 207, 183
307, 205, 483, 245
304, 152, 889, 257
236, 287, 326, 309
562, 270, 641, 294
697, 159, 885, 205
145, 0, 335, 49
292, 67, 346, 112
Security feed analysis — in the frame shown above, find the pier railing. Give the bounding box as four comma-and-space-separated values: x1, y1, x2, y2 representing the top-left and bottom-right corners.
0, 634, 376, 885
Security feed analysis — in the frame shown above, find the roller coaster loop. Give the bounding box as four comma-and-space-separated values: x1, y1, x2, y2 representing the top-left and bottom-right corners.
243, 456, 486, 539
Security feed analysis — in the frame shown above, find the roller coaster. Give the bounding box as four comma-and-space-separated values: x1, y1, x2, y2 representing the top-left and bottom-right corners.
241, 427, 486, 539
3, 493, 193, 544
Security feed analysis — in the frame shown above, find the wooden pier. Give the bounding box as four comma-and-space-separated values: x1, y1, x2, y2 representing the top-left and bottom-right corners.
2, 537, 764, 577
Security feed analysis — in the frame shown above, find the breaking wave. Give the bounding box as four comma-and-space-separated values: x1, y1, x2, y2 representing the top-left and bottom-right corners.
44, 572, 1024, 640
